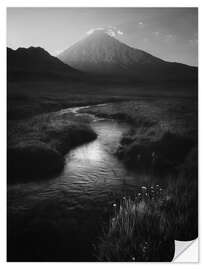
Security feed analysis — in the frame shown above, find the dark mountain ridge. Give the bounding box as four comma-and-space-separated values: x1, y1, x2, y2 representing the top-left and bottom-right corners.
7, 47, 83, 82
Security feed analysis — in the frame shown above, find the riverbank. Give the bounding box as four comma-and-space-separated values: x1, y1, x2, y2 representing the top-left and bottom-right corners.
79, 99, 197, 171
8, 110, 97, 182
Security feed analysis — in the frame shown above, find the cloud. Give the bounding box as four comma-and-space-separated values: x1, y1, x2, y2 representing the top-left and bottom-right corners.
117, 30, 123, 35
107, 29, 116, 37
86, 27, 104, 35
53, 48, 66, 56
86, 26, 124, 37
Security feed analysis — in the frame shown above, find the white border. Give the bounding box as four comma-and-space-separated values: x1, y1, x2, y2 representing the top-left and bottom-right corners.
1, 0, 201, 7
0, 0, 202, 269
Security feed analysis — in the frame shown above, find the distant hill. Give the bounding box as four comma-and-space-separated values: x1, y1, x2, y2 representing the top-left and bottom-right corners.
7, 47, 83, 82
58, 30, 197, 82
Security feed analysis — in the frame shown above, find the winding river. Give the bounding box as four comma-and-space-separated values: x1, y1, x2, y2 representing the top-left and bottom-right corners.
8, 106, 143, 261
8, 108, 138, 210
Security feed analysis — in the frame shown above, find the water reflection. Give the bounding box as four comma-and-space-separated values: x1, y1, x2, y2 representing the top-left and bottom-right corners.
69, 141, 105, 163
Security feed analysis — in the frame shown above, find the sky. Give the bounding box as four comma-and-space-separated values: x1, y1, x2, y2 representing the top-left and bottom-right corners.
7, 8, 198, 66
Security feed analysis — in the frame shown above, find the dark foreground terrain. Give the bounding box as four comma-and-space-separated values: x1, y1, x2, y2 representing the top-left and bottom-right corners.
7, 81, 198, 261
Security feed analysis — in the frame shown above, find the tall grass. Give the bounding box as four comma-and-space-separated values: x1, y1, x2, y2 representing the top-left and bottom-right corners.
118, 131, 195, 175
97, 147, 197, 261
97, 186, 175, 262
164, 147, 198, 240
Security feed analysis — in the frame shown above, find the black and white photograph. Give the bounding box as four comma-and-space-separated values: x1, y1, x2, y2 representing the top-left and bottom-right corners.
6, 6, 198, 262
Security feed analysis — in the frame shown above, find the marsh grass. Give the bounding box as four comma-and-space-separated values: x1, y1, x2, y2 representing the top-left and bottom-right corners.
164, 147, 198, 240
7, 81, 128, 120
97, 186, 175, 262
97, 146, 198, 261
118, 131, 195, 175
7, 140, 65, 180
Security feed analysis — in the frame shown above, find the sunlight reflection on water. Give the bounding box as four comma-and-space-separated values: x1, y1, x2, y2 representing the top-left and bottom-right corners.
70, 141, 105, 162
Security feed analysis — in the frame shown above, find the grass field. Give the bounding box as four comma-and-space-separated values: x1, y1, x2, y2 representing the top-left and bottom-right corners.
8, 81, 197, 120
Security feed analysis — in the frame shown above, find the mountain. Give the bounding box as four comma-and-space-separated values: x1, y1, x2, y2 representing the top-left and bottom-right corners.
7, 47, 82, 82
58, 30, 197, 82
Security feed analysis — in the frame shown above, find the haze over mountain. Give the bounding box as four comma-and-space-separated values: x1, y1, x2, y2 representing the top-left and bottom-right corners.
7, 47, 82, 82
58, 30, 197, 82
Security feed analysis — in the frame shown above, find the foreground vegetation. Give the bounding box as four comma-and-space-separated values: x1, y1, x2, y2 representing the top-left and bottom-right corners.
97, 146, 197, 261
97, 193, 175, 262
